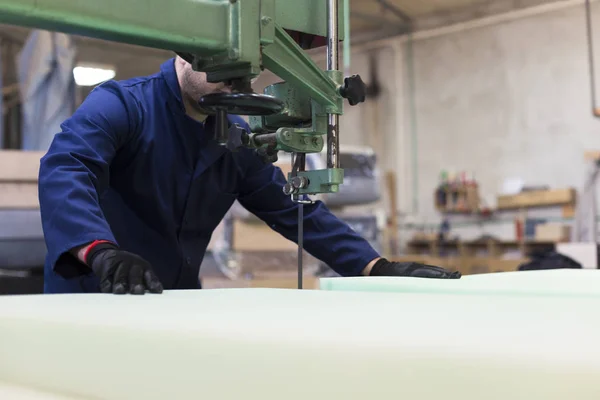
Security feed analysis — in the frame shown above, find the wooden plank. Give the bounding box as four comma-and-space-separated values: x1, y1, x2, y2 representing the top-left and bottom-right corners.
562, 203, 576, 218
0, 150, 45, 182
201, 277, 319, 290
0, 183, 39, 209
385, 170, 399, 256
496, 188, 576, 210
390, 255, 529, 276
584, 150, 600, 161
232, 220, 297, 252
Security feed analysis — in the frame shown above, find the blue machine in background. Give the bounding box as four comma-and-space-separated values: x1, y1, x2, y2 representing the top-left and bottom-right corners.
322, 147, 381, 207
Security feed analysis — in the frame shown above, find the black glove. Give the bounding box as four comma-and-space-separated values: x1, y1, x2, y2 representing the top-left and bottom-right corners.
369, 258, 461, 279
86, 243, 164, 294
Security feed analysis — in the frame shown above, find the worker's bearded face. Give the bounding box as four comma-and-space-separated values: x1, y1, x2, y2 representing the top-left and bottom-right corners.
175, 56, 231, 113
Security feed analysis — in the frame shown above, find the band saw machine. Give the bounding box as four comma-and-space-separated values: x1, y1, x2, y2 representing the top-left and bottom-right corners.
0, 0, 366, 286
0, 0, 366, 193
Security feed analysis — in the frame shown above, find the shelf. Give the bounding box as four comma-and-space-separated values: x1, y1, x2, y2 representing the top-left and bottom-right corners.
407, 238, 556, 259
408, 239, 556, 247
496, 188, 576, 210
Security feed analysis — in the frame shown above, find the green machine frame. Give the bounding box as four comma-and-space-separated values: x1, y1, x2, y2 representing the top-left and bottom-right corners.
0, 0, 367, 197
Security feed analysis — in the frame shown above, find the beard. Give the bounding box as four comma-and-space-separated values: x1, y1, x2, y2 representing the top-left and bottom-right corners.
180, 69, 212, 101
179, 68, 231, 115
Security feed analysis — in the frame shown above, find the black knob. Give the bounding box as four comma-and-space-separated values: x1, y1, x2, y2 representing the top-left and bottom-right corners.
256, 146, 278, 163
226, 124, 249, 152
339, 75, 366, 106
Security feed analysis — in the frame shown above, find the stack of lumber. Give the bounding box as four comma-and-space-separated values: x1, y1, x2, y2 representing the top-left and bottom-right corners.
0, 150, 44, 209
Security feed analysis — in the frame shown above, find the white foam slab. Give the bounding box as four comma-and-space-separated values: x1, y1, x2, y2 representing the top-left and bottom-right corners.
320, 269, 600, 297
1, 288, 600, 399
0, 381, 77, 400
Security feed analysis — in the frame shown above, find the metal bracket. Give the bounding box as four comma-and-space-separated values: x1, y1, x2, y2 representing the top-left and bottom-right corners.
262, 26, 342, 114
275, 129, 324, 153
287, 168, 344, 195
260, 0, 276, 46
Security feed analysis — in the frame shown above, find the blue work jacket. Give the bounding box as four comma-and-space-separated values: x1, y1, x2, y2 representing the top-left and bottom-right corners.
39, 58, 379, 293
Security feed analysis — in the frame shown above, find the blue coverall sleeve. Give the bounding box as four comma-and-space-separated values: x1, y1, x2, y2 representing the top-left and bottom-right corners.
237, 158, 380, 277
38, 81, 140, 277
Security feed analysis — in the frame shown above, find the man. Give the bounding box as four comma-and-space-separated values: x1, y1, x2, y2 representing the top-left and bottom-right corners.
38, 56, 460, 295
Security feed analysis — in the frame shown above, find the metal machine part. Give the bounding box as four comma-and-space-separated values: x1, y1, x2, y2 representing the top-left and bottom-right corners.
0, 210, 46, 294
0, 0, 369, 289
326, 0, 340, 171
198, 92, 285, 116
0, 0, 368, 194
10, 0, 367, 198
324, 147, 381, 207
0, 210, 46, 270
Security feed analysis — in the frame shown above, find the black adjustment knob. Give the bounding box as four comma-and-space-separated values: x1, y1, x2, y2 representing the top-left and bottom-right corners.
256, 146, 278, 164
226, 124, 250, 152
339, 75, 366, 106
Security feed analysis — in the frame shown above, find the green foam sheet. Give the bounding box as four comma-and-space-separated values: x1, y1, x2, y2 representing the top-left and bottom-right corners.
2, 285, 600, 399
319, 269, 600, 297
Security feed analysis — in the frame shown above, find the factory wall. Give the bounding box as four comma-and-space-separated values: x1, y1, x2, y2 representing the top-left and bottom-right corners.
318, 1, 600, 240
408, 1, 600, 221
249, 0, 600, 242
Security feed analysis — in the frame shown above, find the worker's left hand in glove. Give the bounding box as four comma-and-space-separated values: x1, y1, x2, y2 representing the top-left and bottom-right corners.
368, 258, 461, 279
84, 242, 164, 295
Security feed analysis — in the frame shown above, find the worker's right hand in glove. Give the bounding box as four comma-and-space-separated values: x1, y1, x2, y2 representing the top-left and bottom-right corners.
85, 242, 164, 295
369, 258, 461, 279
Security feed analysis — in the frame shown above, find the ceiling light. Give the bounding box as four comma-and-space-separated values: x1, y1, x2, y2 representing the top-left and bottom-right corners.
73, 65, 116, 86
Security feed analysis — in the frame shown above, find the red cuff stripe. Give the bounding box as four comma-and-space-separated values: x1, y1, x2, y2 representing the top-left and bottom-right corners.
83, 240, 113, 264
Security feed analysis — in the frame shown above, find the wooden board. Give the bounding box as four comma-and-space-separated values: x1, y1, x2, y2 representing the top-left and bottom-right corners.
496, 188, 576, 210
0, 150, 45, 182
584, 150, 600, 161
233, 220, 297, 252
0, 183, 39, 209
391, 255, 528, 276
201, 277, 318, 290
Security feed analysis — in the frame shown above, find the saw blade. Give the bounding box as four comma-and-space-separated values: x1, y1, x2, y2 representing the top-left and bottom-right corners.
297, 202, 303, 289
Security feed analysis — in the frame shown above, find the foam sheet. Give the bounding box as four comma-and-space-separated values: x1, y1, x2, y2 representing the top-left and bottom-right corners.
0, 382, 77, 400
1, 287, 600, 399
320, 269, 600, 297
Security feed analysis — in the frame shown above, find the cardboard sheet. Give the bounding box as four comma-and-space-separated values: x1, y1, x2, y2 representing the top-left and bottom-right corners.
1, 286, 600, 399
320, 269, 600, 297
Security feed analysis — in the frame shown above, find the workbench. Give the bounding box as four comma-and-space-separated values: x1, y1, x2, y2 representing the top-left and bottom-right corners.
2, 270, 600, 399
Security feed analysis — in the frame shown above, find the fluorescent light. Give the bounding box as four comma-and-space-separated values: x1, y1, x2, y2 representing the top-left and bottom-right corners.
73, 65, 116, 86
